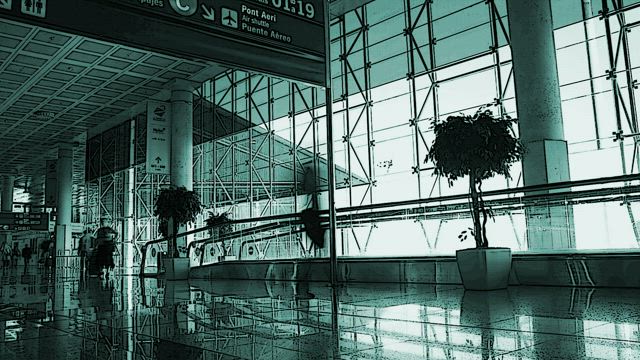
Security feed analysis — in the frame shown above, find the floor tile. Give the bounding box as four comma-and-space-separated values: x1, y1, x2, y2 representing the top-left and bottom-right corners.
3, 272, 640, 359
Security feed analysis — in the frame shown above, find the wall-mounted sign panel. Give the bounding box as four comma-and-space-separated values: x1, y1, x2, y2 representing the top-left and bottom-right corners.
0, 0, 327, 86
146, 101, 171, 175
0, 212, 49, 231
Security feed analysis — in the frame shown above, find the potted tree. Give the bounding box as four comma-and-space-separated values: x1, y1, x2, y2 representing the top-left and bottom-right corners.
154, 185, 202, 280
427, 108, 523, 290
206, 212, 234, 261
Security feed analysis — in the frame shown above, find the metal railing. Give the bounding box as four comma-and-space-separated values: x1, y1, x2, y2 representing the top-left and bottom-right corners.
139, 174, 640, 275
140, 212, 310, 276
139, 237, 167, 276
186, 217, 304, 266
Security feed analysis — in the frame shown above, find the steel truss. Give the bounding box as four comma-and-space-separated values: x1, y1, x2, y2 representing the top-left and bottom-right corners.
84, 0, 640, 262
598, 0, 640, 243
86, 116, 168, 270
191, 71, 328, 257
330, 0, 515, 254
600, 0, 640, 173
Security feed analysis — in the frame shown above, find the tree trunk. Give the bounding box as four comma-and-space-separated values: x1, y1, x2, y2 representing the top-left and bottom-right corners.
173, 220, 179, 258
479, 182, 489, 247
469, 175, 483, 248
168, 217, 179, 258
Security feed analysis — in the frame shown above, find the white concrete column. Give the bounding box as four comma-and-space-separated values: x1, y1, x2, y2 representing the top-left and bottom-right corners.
1, 175, 15, 212
507, 1, 575, 250
170, 79, 194, 191
507, 0, 570, 186
170, 79, 196, 255
55, 143, 73, 259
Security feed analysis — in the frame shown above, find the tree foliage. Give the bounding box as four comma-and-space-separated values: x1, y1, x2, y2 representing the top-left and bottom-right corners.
427, 108, 523, 248
428, 109, 523, 184
206, 212, 233, 257
206, 212, 233, 236
153, 186, 202, 244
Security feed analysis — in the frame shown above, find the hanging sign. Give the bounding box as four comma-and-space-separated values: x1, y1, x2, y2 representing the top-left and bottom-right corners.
103, 0, 325, 55
0, 0, 327, 86
146, 101, 171, 175
21, 0, 45, 18
0, 0, 12, 11
0, 212, 49, 231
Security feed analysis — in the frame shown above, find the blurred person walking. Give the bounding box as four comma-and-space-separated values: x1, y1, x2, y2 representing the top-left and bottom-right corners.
94, 218, 118, 279
21, 244, 32, 273
11, 243, 19, 267
78, 228, 94, 276
1, 240, 11, 268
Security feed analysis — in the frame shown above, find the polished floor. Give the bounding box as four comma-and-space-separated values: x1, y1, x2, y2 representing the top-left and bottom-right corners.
1, 265, 640, 359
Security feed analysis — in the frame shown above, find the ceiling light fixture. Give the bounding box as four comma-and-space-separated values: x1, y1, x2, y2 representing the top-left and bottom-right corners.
32, 111, 56, 121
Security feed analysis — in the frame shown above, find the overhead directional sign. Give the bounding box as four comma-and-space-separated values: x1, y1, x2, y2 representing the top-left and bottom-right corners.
146, 101, 171, 175
0, 0, 327, 86
105, 0, 325, 56
0, 0, 12, 11
21, 0, 46, 18
0, 212, 49, 231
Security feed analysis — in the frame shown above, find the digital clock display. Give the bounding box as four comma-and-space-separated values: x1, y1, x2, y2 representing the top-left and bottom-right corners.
249, 0, 322, 23
272, 0, 315, 20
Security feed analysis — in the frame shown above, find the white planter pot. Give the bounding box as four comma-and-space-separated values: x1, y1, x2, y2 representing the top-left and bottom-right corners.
163, 258, 190, 280
456, 247, 512, 291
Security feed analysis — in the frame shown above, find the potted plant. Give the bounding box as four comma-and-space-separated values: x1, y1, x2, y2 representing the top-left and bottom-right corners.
206, 212, 234, 260
154, 185, 202, 279
427, 108, 523, 290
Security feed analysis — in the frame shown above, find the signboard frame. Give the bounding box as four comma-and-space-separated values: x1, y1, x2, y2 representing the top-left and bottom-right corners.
0, 212, 49, 231
146, 101, 171, 175
0, 0, 327, 86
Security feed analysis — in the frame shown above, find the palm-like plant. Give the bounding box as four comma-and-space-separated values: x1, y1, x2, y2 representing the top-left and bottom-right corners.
206, 212, 233, 256
206, 212, 233, 237
154, 186, 202, 257
427, 108, 524, 248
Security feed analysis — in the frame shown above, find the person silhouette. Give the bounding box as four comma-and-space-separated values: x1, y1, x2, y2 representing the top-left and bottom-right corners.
24, 0, 32, 11
95, 218, 118, 279
21, 244, 32, 273
35, 0, 43, 14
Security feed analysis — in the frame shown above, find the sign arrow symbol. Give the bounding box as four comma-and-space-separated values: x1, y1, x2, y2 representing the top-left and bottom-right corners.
0, 0, 11, 10
201, 4, 214, 21
155, 156, 162, 164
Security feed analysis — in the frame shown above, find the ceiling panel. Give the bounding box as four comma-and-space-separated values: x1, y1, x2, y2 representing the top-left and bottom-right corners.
0, 17, 226, 205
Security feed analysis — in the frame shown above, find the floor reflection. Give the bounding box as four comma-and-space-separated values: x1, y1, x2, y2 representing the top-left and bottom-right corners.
1, 266, 640, 359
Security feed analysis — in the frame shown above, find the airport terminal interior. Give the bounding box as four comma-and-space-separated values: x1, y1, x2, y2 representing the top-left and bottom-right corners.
2, 0, 640, 358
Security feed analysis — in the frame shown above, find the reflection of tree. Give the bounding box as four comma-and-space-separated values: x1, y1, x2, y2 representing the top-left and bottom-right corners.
481, 327, 494, 360
156, 339, 202, 360
460, 290, 513, 359
213, 300, 236, 327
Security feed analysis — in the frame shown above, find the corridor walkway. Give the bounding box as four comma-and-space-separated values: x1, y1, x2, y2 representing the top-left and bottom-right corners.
1, 267, 640, 359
